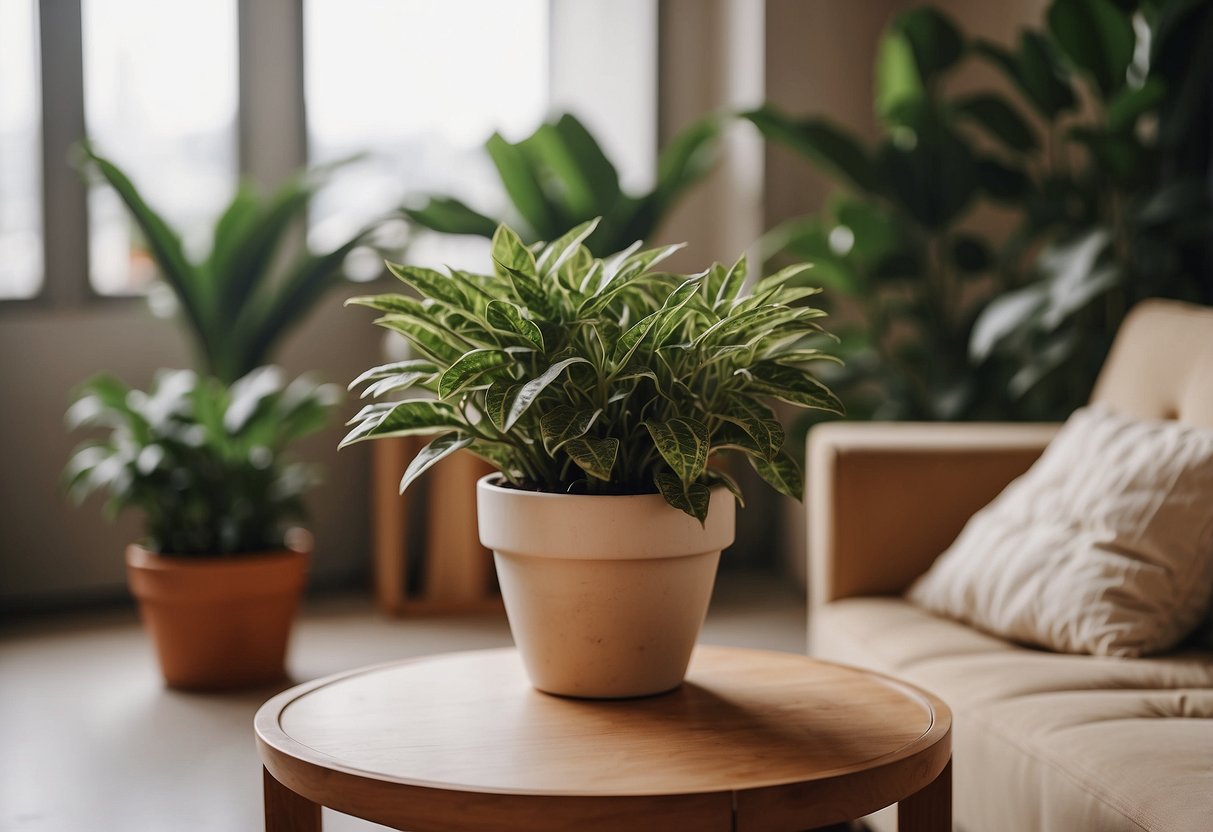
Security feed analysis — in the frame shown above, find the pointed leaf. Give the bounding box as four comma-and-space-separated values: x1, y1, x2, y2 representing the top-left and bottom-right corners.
485, 300, 544, 348
439, 349, 510, 399
484, 381, 521, 431
505, 357, 591, 431
744, 362, 845, 413
564, 436, 619, 481
750, 451, 804, 500
399, 433, 474, 493
339, 400, 464, 448
539, 406, 601, 454
403, 197, 499, 238
644, 418, 709, 487
487, 135, 558, 238
491, 223, 539, 279
654, 471, 710, 523
743, 107, 881, 193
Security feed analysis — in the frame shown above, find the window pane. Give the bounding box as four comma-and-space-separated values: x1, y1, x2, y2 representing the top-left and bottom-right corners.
0, 0, 43, 300
83, 0, 238, 295
305, 0, 549, 273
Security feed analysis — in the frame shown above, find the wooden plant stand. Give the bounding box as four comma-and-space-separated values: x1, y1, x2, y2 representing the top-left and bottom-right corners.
371, 437, 503, 615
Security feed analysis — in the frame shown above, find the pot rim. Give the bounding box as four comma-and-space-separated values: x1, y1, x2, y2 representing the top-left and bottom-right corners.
127, 527, 313, 566
476, 473, 730, 502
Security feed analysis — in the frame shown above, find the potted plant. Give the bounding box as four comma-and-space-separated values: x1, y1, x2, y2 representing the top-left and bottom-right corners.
64, 147, 374, 689
343, 219, 841, 697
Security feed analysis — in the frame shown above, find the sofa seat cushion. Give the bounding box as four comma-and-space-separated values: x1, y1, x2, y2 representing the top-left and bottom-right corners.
811, 598, 1213, 832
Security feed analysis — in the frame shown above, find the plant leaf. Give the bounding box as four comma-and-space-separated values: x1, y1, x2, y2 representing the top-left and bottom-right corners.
439, 349, 510, 399
485, 300, 544, 349
954, 94, 1038, 153
743, 107, 881, 193
385, 262, 466, 307
539, 406, 601, 454
339, 400, 464, 448
749, 451, 804, 500
399, 433, 473, 493
505, 357, 591, 431
743, 362, 845, 413
644, 417, 709, 487
1046, 0, 1134, 98
654, 470, 710, 523
403, 197, 499, 237
486, 135, 557, 239
564, 436, 619, 481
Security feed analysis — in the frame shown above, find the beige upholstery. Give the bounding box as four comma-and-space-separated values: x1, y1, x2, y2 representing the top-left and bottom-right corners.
807, 300, 1213, 831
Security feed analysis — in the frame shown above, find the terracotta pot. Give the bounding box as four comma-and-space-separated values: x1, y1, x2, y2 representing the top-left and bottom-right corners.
125, 533, 310, 690
477, 475, 735, 699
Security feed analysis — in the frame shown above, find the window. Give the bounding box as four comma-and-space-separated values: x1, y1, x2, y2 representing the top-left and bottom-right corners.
0, 0, 43, 300
82, 0, 239, 295
304, 0, 549, 273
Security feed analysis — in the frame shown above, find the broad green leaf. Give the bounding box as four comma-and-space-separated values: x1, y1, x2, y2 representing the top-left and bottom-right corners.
644, 417, 709, 487
1047, 0, 1134, 97
384, 262, 466, 307
485, 300, 544, 349
612, 276, 701, 366
564, 436, 619, 481
403, 197, 499, 238
1106, 78, 1167, 131
892, 7, 964, 81
486, 134, 558, 238
539, 406, 601, 454
706, 468, 745, 508
505, 358, 591, 431
550, 114, 622, 214
750, 451, 804, 500
498, 263, 554, 319
743, 362, 845, 413
650, 114, 722, 217
717, 414, 784, 460
439, 349, 510, 399
484, 381, 521, 431
491, 223, 539, 279
399, 433, 473, 493
339, 400, 464, 448
653, 471, 710, 523
954, 95, 1038, 153
743, 107, 882, 193
974, 36, 1077, 118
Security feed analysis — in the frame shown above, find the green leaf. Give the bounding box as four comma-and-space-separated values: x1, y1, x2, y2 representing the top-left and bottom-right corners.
649, 114, 723, 217
1106, 78, 1167, 131
339, 400, 464, 448
705, 468, 745, 508
551, 114, 622, 213
743, 107, 882, 194
438, 349, 510, 398
750, 451, 804, 500
345, 293, 427, 316
486, 133, 558, 238
717, 413, 784, 460
644, 418, 709, 487
893, 7, 964, 82
954, 95, 1038, 153
564, 436, 619, 481
744, 362, 845, 413
974, 36, 1077, 118
1047, 0, 1134, 97
373, 314, 469, 364
715, 256, 748, 308
399, 433, 473, 493
485, 300, 544, 349
484, 381, 521, 431
403, 197, 499, 238
653, 470, 710, 523
528, 119, 617, 221
539, 406, 601, 454
491, 222, 540, 280
505, 357, 591, 431
384, 262, 466, 307
537, 218, 600, 279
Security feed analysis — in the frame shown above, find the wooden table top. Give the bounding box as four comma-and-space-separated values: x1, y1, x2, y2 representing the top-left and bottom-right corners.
255, 645, 951, 831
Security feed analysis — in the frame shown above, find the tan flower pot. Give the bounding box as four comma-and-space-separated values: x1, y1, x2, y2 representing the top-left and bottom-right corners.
125, 533, 310, 690
477, 475, 735, 699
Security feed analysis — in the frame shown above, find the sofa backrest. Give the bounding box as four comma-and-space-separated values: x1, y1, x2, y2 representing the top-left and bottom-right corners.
1091, 299, 1213, 428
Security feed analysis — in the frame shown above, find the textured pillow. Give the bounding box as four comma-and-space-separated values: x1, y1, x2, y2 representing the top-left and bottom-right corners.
908, 405, 1213, 657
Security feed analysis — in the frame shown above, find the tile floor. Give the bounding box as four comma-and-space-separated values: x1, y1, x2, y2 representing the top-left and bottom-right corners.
0, 571, 805, 831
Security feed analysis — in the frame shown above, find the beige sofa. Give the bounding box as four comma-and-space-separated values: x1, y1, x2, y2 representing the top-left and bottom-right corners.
806, 300, 1213, 832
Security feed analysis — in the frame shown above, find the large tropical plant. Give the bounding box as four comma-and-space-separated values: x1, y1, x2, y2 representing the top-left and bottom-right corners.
341, 219, 840, 522
79, 146, 380, 384
402, 112, 722, 257
65, 367, 340, 555
747, 0, 1212, 422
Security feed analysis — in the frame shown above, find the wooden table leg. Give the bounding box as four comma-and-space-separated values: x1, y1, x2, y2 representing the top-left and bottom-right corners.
898, 758, 951, 831
264, 767, 321, 831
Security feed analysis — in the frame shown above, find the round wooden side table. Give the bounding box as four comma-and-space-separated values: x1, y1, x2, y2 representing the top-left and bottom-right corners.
255, 646, 951, 831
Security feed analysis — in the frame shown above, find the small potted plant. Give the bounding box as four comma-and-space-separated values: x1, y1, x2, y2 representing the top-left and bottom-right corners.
66, 368, 339, 688
344, 219, 841, 697
64, 147, 375, 689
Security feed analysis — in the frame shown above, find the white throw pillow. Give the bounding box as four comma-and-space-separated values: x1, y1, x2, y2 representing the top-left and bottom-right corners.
908, 405, 1213, 657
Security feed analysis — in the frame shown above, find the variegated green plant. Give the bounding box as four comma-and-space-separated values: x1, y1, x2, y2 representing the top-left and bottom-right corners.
342, 219, 841, 522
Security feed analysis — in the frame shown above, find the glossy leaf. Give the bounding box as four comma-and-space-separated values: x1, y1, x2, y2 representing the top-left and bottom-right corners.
399, 433, 473, 493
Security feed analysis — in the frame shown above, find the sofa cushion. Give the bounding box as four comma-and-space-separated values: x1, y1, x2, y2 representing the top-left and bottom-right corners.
907, 405, 1213, 657
812, 598, 1213, 832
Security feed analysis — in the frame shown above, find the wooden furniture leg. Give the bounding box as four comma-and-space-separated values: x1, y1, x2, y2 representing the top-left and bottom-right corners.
898, 759, 951, 832
264, 767, 321, 832
372, 437, 416, 614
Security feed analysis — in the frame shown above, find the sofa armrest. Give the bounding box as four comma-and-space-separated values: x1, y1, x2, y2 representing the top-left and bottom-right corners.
807, 422, 1060, 608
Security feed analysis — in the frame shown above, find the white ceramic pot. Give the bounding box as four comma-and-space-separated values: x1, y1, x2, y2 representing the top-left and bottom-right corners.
477, 475, 736, 698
